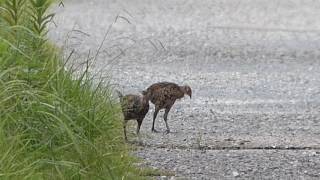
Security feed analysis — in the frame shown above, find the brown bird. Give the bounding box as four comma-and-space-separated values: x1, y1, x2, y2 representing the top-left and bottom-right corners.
117, 90, 149, 141
144, 82, 192, 133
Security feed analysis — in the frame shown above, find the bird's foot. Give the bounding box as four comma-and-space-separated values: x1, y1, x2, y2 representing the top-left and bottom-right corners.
151, 129, 160, 133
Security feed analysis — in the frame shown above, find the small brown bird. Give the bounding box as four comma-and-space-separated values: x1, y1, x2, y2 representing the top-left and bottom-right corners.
144, 82, 192, 133
117, 90, 149, 141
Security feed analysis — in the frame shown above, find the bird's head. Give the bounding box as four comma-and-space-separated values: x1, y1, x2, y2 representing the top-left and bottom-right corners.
182, 85, 192, 98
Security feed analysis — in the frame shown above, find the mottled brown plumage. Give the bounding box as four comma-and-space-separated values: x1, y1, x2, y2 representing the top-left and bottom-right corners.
145, 82, 192, 133
117, 90, 149, 141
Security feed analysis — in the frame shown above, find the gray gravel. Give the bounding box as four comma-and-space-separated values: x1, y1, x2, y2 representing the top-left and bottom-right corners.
136, 148, 320, 179
49, 0, 320, 179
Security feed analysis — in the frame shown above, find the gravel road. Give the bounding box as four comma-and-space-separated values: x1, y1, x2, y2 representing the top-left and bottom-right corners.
49, 0, 320, 179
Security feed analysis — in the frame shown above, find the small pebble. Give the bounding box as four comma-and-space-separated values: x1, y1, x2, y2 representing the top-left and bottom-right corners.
232, 171, 240, 177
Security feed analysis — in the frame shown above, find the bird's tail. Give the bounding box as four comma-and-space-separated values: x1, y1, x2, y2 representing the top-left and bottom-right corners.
141, 90, 150, 101
115, 90, 123, 100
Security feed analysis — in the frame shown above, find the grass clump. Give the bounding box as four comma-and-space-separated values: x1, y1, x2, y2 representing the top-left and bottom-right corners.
0, 0, 140, 179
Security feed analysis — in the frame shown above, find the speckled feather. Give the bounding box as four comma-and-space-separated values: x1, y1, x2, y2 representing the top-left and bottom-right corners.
119, 94, 149, 121
146, 82, 185, 109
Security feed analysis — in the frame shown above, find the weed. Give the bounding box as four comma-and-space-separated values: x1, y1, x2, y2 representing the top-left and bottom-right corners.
0, 0, 141, 179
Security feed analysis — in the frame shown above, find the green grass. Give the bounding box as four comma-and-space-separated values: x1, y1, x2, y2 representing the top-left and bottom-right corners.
0, 0, 142, 179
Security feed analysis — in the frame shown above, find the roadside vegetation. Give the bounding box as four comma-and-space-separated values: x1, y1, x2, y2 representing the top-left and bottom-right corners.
0, 0, 142, 179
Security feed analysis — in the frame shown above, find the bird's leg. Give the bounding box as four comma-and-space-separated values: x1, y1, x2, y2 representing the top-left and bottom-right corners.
136, 119, 143, 144
152, 107, 160, 133
123, 120, 128, 141
136, 119, 142, 135
164, 107, 171, 134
